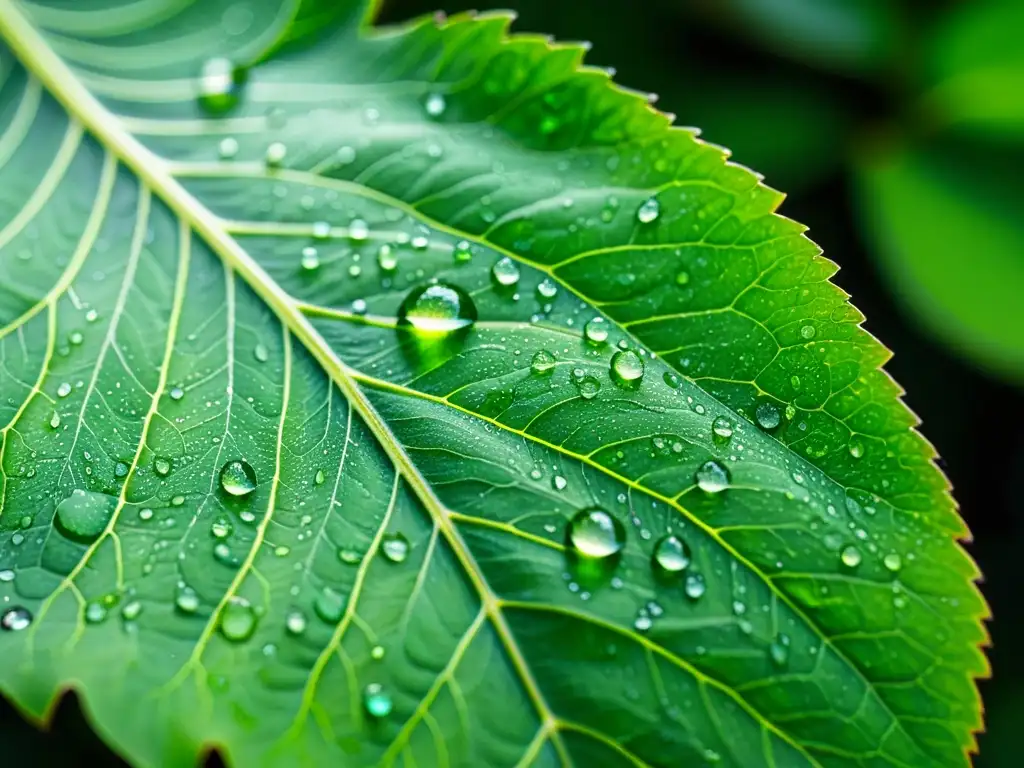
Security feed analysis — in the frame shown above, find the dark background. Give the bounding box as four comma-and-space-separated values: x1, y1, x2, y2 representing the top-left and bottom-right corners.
4, 0, 1019, 765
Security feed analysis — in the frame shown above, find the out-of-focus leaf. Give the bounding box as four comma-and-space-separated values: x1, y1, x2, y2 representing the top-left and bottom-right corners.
922, 0, 1024, 139
688, 0, 902, 76
856, 139, 1024, 382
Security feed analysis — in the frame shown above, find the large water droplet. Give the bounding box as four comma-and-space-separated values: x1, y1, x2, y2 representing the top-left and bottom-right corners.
584, 317, 608, 344
314, 588, 347, 623
491, 256, 521, 287
566, 508, 626, 559
55, 489, 115, 542
712, 416, 733, 443
1, 606, 32, 631
363, 683, 393, 718
531, 350, 556, 375
219, 460, 257, 497
197, 58, 245, 113
536, 278, 558, 300
610, 350, 644, 388
381, 532, 410, 563
652, 534, 691, 573
840, 545, 862, 568
154, 456, 172, 477
883, 553, 902, 572
219, 599, 257, 641
755, 402, 781, 430
636, 197, 660, 224
397, 283, 476, 335
695, 460, 730, 493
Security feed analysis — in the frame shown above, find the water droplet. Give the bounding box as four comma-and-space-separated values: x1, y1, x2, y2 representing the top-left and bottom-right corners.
363, 683, 393, 718
219, 599, 257, 641
800, 324, 817, 340
314, 469, 326, 485
348, 218, 369, 241
197, 57, 245, 113
397, 282, 477, 335
85, 309, 99, 323
121, 600, 142, 621
634, 614, 653, 632
531, 350, 556, 375
85, 602, 107, 624
755, 402, 781, 430
338, 548, 362, 565
154, 457, 171, 477
211, 516, 233, 539
48, 411, 61, 429
883, 553, 902, 572
610, 350, 644, 388
138, 507, 154, 521
584, 317, 608, 344
536, 278, 558, 299
491, 256, 521, 287
176, 585, 200, 614
114, 461, 129, 478
265, 141, 287, 167
566, 507, 626, 559
300, 246, 320, 271
675, 270, 690, 286
636, 197, 660, 224
769, 633, 790, 667
311, 220, 331, 240
849, 439, 864, 459
68, 330, 83, 346
573, 374, 601, 400
840, 545, 862, 568
695, 460, 730, 493
171, 495, 185, 506
314, 588, 346, 623
424, 92, 446, 117
381, 532, 410, 563
370, 645, 385, 660
55, 489, 115, 542
218, 137, 239, 159
652, 534, 691, 573
684, 572, 706, 600
663, 371, 681, 389
285, 610, 307, 635
219, 460, 257, 497
56, 382, 72, 398
254, 343, 269, 363
377, 244, 397, 271
452, 240, 472, 263
552, 475, 567, 491
169, 386, 184, 401
1, 606, 32, 631
0, 570, 13, 583
411, 235, 429, 250
711, 416, 733, 442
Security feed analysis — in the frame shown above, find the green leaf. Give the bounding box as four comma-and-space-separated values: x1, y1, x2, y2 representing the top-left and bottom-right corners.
0, 2, 986, 767
855, 138, 1024, 382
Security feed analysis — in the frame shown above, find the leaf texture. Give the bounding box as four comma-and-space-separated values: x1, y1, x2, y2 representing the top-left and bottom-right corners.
0, 1, 987, 767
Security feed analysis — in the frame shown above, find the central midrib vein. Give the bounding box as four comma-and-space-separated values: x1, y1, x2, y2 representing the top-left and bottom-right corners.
0, 1, 572, 763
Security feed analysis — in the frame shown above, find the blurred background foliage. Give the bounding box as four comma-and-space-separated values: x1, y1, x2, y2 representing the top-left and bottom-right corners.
4, 0, 1020, 764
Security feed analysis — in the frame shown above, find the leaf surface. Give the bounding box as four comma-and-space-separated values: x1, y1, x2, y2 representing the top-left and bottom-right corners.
0, 1, 987, 767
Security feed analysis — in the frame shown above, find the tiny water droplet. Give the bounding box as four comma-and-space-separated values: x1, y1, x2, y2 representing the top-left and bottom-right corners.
338, 548, 362, 565
265, 141, 287, 167
121, 600, 142, 621
695, 460, 730, 493
573, 374, 601, 400
883, 553, 902, 572
68, 331, 83, 346
363, 683, 393, 718
452, 240, 472, 263
56, 382, 72, 398
840, 545, 862, 568
175, 586, 200, 614
85, 602, 107, 624
218, 137, 239, 159
610, 350, 644, 388
491, 257, 521, 287
636, 197, 660, 224
381, 532, 410, 563
377, 244, 397, 271
755, 402, 781, 430
314, 469, 326, 485
769, 633, 790, 667
663, 371, 681, 389
211, 516, 233, 539
684, 572, 706, 600
301, 246, 320, 271
566, 507, 626, 559
219, 599, 257, 641
652, 534, 691, 573
849, 439, 864, 459
398, 283, 477, 335
552, 475, 567, 491
424, 92, 446, 117
219, 460, 257, 497
536, 278, 558, 299
712, 416, 732, 442
0, 569, 14, 583
584, 317, 608, 344
138, 507, 154, 521
49, 411, 61, 429
800, 324, 816, 340
531, 350, 556, 375
154, 457, 172, 477
169, 386, 184, 401
370, 645, 385, 660
254, 343, 269, 363
1, 606, 32, 631
634, 614, 653, 632
285, 610, 308, 635
348, 218, 369, 241
675, 270, 690, 286
311, 221, 331, 240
